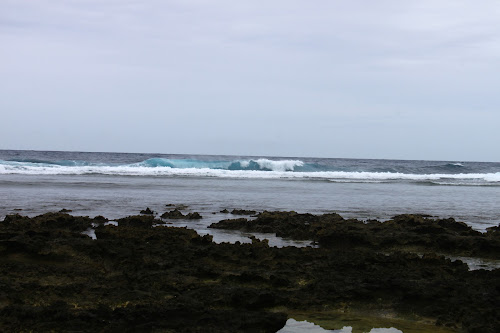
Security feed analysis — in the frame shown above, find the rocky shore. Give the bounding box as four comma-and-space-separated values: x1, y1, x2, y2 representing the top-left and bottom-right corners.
210, 211, 500, 259
0, 211, 499, 332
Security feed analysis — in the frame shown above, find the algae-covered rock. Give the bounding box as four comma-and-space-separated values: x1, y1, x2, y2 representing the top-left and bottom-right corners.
211, 212, 500, 259
139, 207, 154, 215
117, 215, 157, 228
160, 209, 184, 219
231, 209, 257, 215
161, 209, 202, 220
0, 213, 499, 332
186, 212, 202, 219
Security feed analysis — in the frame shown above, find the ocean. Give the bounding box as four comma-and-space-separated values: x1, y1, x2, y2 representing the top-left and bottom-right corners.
1, 149, 499, 244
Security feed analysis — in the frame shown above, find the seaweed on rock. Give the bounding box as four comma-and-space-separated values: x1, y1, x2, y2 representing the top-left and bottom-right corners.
0, 212, 499, 332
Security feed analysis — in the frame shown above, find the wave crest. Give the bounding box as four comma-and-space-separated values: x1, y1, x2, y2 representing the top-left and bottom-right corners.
446, 162, 464, 168
229, 159, 304, 171
1, 158, 499, 185
131, 158, 305, 172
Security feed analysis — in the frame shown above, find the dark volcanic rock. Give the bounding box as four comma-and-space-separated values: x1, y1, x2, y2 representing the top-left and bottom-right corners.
139, 207, 154, 215
231, 209, 257, 215
117, 215, 158, 228
161, 209, 202, 220
2, 212, 92, 233
0, 213, 286, 332
93, 215, 108, 223
0, 212, 499, 332
210, 211, 345, 240
210, 218, 250, 229
186, 212, 203, 219
211, 211, 500, 259
160, 209, 184, 219
486, 224, 500, 239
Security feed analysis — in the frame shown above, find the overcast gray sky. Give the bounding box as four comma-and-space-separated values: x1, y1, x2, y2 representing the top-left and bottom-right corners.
1, 1, 499, 161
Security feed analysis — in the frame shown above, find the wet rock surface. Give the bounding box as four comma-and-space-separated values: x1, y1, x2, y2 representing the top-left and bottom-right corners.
210, 211, 500, 259
161, 209, 203, 220
0, 212, 499, 332
139, 207, 155, 215
231, 209, 258, 215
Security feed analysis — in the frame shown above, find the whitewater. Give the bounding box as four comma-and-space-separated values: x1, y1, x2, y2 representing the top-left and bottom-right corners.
1, 156, 499, 186
1, 150, 500, 234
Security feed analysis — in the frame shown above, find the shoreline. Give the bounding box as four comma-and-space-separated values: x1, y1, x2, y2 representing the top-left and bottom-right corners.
0, 211, 499, 332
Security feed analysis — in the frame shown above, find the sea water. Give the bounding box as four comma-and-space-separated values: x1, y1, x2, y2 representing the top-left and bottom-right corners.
1, 149, 499, 235
278, 320, 402, 332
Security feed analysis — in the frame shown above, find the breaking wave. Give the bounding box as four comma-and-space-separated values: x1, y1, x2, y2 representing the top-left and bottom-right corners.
0, 158, 499, 185
133, 158, 305, 172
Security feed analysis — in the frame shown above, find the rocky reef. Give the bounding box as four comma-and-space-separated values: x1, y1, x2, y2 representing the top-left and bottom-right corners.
210, 211, 500, 258
160, 209, 202, 220
0, 212, 499, 332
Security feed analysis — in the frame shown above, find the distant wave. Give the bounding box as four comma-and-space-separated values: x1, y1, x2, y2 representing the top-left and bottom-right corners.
0, 158, 478, 174
446, 162, 464, 168
2, 159, 96, 167
1, 158, 499, 185
133, 158, 306, 172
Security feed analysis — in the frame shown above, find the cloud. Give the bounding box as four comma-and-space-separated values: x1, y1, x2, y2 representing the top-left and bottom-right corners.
1, 0, 500, 160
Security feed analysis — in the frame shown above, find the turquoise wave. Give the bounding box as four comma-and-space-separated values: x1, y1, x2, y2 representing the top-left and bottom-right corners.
134, 158, 311, 172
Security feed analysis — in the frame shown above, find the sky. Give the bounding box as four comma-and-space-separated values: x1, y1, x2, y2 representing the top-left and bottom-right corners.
1, 0, 499, 161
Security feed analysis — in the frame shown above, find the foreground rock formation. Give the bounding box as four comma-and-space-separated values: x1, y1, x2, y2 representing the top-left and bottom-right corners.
210, 211, 500, 258
0, 212, 499, 332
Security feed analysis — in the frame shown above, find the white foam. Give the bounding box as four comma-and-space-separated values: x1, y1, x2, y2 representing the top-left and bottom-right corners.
1, 163, 499, 184
251, 158, 304, 171
239, 160, 250, 168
